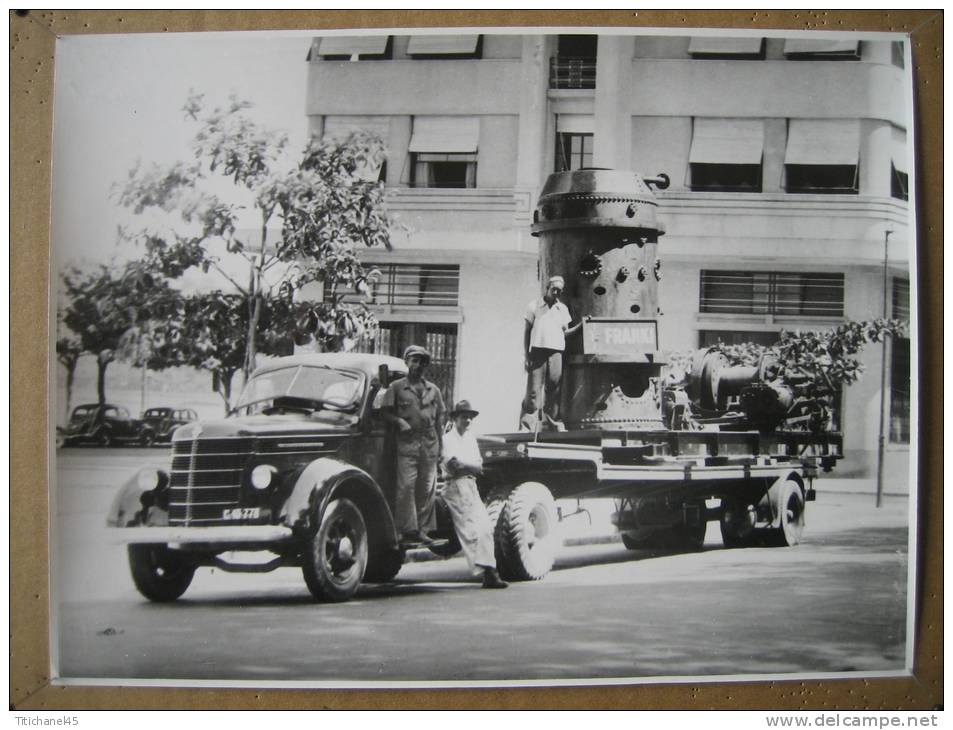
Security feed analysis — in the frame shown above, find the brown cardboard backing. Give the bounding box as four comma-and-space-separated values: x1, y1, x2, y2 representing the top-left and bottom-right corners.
10, 9, 942, 710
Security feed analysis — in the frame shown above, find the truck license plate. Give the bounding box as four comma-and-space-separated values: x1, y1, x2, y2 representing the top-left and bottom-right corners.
223, 507, 260, 520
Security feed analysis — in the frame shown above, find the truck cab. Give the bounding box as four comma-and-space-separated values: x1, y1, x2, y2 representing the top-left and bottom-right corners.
107, 353, 423, 603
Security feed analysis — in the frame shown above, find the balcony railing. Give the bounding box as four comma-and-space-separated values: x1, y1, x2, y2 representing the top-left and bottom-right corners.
549, 56, 596, 89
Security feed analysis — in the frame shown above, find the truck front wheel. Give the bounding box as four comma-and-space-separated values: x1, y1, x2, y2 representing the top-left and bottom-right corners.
302, 498, 368, 602
363, 547, 405, 583
497, 482, 561, 581
128, 544, 195, 602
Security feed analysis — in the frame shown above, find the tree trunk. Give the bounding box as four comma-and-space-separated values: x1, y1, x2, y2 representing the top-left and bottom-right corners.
217, 368, 235, 415
244, 293, 262, 381
64, 363, 76, 422
140, 363, 147, 415
96, 356, 110, 406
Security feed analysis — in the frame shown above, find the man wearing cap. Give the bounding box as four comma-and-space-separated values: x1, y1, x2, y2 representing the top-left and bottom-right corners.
441, 399, 508, 589
381, 344, 446, 546
520, 275, 582, 431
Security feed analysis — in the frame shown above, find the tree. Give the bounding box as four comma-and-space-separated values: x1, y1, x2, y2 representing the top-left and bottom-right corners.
60, 262, 180, 406
116, 92, 395, 394
711, 319, 908, 392
60, 265, 136, 406
55, 333, 84, 419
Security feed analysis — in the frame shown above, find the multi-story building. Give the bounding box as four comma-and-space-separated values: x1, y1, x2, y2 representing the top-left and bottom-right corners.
304, 32, 912, 484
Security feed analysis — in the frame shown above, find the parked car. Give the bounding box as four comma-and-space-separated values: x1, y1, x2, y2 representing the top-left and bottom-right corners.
61, 403, 156, 448
140, 407, 199, 443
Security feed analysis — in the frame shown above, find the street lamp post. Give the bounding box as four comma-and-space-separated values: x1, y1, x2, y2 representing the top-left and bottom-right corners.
875, 225, 893, 508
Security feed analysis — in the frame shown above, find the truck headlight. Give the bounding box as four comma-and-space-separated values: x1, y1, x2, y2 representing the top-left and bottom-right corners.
251, 464, 278, 490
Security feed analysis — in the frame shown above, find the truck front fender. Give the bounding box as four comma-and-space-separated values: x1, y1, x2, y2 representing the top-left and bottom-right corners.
106, 466, 170, 527
278, 458, 397, 548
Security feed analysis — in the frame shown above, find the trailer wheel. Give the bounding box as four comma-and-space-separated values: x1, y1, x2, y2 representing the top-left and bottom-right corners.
497, 482, 560, 581
720, 499, 757, 548
766, 478, 805, 547
621, 528, 658, 550
674, 514, 707, 550
484, 493, 509, 573
301, 498, 368, 602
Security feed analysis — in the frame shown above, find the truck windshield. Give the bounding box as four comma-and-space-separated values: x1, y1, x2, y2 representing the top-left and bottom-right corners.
233, 365, 365, 416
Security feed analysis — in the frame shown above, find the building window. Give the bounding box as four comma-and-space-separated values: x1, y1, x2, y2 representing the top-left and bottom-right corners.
410, 154, 475, 188
355, 322, 459, 406
699, 330, 779, 348
688, 36, 765, 60
891, 126, 909, 201
785, 164, 859, 194
889, 337, 910, 444
782, 38, 860, 60
406, 34, 482, 59
310, 35, 392, 61
407, 116, 479, 188
784, 119, 860, 194
892, 278, 910, 321
342, 264, 460, 307
891, 163, 908, 201
689, 119, 764, 192
550, 35, 598, 89
555, 132, 593, 172
699, 271, 845, 317
888, 277, 910, 443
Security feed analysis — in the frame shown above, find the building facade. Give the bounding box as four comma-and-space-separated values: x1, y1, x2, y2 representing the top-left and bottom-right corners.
304, 32, 912, 483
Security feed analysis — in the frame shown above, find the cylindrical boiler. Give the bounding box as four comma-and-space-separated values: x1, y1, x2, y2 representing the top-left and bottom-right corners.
532, 168, 670, 430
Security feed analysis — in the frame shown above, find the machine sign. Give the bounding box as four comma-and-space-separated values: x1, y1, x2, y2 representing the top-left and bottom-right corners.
583, 319, 658, 355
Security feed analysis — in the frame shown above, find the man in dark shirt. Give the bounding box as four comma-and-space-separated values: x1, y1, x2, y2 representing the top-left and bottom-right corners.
381, 345, 446, 546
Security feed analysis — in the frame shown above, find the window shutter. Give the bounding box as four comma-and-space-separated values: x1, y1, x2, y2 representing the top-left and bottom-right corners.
690, 118, 765, 164
785, 119, 860, 166
409, 117, 480, 153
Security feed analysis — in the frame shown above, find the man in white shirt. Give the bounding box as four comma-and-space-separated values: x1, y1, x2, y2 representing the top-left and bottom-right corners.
520, 275, 582, 431
441, 400, 508, 589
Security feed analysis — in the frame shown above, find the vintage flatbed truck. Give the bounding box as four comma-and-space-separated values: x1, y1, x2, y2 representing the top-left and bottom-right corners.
106, 168, 843, 602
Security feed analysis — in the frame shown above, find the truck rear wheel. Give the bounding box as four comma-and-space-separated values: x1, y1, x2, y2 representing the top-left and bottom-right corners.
720, 499, 757, 548
128, 544, 195, 602
302, 498, 368, 602
766, 478, 805, 547
497, 482, 560, 581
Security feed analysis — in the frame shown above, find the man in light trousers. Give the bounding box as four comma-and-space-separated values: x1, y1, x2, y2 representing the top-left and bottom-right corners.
441, 400, 508, 589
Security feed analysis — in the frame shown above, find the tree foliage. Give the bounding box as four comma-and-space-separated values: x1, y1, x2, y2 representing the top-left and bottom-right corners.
60, 263, 178, 405
55, 332, 84, 417
710, 319, 908, 393
115, 92, 395, 398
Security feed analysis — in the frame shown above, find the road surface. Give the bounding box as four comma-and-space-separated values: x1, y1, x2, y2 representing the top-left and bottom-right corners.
51, 448, 912, 685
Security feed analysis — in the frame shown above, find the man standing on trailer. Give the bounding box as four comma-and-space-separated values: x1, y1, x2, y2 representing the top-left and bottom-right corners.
520, 274, 583, 432
381, 345, 445, 547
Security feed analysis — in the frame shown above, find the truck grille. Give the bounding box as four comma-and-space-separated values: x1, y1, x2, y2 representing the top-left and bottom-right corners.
168, 437, 253, 526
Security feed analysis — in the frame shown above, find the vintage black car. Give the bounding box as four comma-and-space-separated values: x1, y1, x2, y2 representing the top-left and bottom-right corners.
61, 403, 156, 448
140, 407, 199, 443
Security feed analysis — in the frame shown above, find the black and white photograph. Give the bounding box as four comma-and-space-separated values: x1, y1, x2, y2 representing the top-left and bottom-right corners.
43, 22, 923, 692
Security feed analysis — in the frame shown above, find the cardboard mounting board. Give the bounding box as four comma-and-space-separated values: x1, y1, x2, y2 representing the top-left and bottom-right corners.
10, 8, 943, 710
